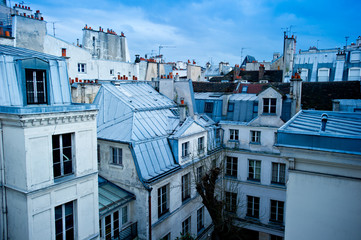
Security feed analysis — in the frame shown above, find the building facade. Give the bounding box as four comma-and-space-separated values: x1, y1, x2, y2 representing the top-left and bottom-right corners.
0, 45, 99, 240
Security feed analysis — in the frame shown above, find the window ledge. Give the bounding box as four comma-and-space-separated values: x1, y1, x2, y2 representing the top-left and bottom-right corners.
110, 163, 124, 169
247, 178, 261, 183
181, 197, 191, 205
54, 174, 75, 183
249, 142, 261, 145
271, 182, 285, 187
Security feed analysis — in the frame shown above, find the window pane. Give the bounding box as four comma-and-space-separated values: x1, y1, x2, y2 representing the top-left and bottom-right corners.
52, 135, 60, 149
64, 161, 73, 175
62, 134, 72, 147
53, 163, 61, 178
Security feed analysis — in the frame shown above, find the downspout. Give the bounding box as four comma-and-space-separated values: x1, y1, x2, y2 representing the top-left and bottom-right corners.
129, 143, 153, 240
0, 121, 8, 240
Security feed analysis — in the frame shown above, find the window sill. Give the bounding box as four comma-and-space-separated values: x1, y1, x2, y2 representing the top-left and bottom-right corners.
54, 174, 75, 183
269, 220, 284, 226
225, 175, 237, 179
249, 142, 261, 145
182, 197, 191, 205
228, 140, 239, 142
197, 227, 205, 236
271, 181, 285, 186
110, 163, 124, 169
262, 113, 277, 116
245, 216, 260, 222
158, 210, 170, 221
247, 178, 260, 183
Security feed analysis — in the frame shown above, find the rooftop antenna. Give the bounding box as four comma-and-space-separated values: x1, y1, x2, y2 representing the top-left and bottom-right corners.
49, 21, 60, 37
345, 36, 349, 48
158, 45, 176, 56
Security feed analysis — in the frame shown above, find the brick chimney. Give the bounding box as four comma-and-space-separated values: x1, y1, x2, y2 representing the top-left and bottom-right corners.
290, 72, 302, 116
258, 64, 265, 81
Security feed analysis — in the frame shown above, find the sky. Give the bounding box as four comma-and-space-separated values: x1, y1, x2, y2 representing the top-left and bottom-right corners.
14, 0, 361, 66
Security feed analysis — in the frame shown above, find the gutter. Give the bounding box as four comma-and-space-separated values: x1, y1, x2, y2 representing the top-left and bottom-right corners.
129, 143, 153, 240
0, 121, 8, 240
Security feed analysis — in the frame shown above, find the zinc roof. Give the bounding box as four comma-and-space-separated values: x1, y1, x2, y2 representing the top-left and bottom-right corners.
0, 44, 63, 60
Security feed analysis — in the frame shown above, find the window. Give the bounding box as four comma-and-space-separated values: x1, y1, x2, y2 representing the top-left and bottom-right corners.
300, 68, 309, 81
348, 67, 361, 81
158, 184, 169, 218
110, 69, 114, 75
160, 233, 171, 240
248, 160, 261, 181
197, 207, 204, 232
270, 200, 284, 224
241, 86, 248, 93
250, 130, 261, 144
52, 133, 73, 179
225, 156, 237, 178
196, 166, 203, 182
182, 216, 191, 235
263, 98, 276, 114
198, 137, 204, 154
55, 201, 75, 240
225, 191, 237, 213
229, 129, 239, 141
182, 141, 190, 158
182, 173, 191, 201
318, 68, 330, 82
247, 196, 260, 219
111, 147, 122, 165
228, 102, 234, 112
204, 102, 214, 113
97, 144, 101, 164
122, 206, 128, 225
25, 69, 47, 104
350, 51, 361, 62
272, 163, 286, 185
77, 63, 86, 73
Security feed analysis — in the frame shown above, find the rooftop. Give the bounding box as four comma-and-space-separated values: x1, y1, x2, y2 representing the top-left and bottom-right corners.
277, 110, 361, 155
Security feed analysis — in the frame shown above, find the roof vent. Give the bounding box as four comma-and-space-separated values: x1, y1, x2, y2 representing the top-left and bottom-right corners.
320, 113, 328, 132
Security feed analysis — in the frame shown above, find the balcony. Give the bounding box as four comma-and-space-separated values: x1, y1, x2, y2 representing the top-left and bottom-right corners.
114, 222, 137, 240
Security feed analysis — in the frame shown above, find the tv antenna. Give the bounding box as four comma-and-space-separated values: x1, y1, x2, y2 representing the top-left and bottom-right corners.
49, 21, 60, 37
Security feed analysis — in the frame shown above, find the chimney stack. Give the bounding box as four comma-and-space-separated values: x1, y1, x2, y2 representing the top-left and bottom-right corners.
320, 113, 328, 132
258, 64, 265, 81
290, 72, 302, 117
179, 98, 187, 122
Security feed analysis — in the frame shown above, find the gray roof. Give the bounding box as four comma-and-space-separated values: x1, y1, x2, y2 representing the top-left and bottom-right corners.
98, 176, 135, 217
95, 83, 181, 182
277, 110, 361, 155
229, 94, 257, 101
0, 44, 63, 60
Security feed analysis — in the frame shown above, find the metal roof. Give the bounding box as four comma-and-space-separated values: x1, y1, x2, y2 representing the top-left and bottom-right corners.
229, 93, 258, 101
98, 176, 135, 217
95, 83, 181, 183
277, 110, 361, 155
194, 92, 225, 100
0, 44, 63, 60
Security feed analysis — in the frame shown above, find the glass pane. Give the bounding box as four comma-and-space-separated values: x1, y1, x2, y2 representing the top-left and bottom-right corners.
65, 202, 73, 215
53, 149, 60, 163
55, 219, 63, 234
64, 161, 73, 175
53, 163, 61, 178
65, 228, 74, 240
63, 147, 72, 161
65, 215, 73, 230
56, 233, 63, 240
62, 134, 72, 147
52, 135, 60, 149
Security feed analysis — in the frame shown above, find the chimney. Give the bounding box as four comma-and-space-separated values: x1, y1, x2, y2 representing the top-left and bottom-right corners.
290, 72, 302, 117
179, 98, 187, 122
320, 113, 328, 132
258, 64, 265, 81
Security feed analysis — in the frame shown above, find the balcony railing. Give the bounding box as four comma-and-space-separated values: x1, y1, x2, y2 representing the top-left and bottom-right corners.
114, 222, 137, 240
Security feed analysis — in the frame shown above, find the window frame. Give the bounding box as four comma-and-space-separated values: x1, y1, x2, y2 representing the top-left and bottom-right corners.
197, 206, 204, 233
204, 102, 214, 113
25, 68, 48, 105
227, 102, 234, 112
248, 159, 261, 182
271, 163, 286, 185
229, 129, 239, 141
225, 191, 237, 213
182, 141, 190, 159
55, 201, 75, 240
270, 200, 284, 224
250, 130, 261, 144
77, 63, 87, 73
182, 173, 191, 202
246, 195, 260, 219
196, 166, 203, 182
225, 156, 238, 178
263, 98, 277, 114
198, 136, 205, 154
52, 133, 74, 179
158, 184, 169, 218
182, 216, 191, 235
111, 147, 122, 166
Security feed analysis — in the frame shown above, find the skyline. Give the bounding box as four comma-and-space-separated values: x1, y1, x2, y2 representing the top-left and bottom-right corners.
12, 0, 361, 66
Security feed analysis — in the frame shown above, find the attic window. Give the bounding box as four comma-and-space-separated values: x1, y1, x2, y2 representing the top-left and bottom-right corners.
25, 69, 47, 104
263, 98, 276, 114
241, 86, 248, 93
204, 102, 214, 113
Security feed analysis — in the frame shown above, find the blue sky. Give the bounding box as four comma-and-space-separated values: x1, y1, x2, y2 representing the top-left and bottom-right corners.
20, 0, 361, 66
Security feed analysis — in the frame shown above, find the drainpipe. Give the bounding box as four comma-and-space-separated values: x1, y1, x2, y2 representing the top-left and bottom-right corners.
148, 190, 152, 240
0, 121, 8, 240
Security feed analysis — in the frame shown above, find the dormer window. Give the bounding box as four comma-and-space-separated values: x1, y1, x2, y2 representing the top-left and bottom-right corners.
25, 69, 47, 104
263, 98, 276, 114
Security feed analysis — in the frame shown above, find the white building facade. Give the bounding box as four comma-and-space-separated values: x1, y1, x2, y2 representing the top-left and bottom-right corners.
0, 45, 99, 240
